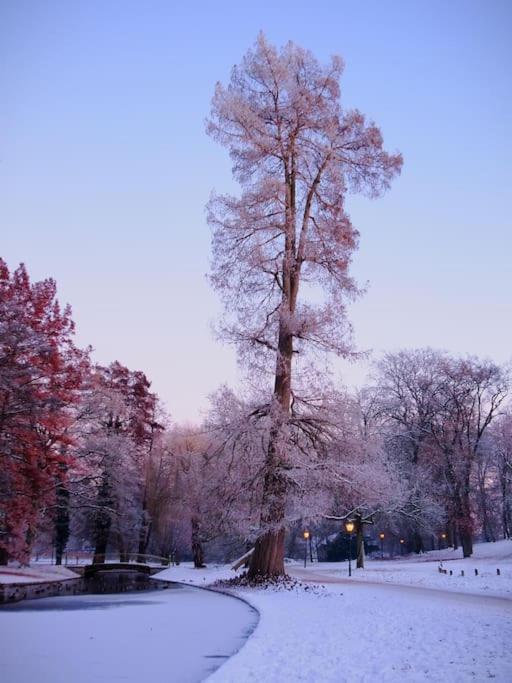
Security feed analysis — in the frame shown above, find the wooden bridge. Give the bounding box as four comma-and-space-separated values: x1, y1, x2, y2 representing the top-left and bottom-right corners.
33, 551, 174, 576
83, 562, 153, 578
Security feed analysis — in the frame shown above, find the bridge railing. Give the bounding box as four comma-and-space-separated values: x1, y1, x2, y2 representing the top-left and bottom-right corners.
33, 550, 176, 567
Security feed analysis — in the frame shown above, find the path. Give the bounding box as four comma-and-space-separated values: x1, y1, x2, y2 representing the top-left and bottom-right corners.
289, 566, 512, 610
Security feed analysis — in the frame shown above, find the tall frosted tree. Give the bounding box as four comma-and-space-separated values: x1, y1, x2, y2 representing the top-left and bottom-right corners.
207, 34, 402, 579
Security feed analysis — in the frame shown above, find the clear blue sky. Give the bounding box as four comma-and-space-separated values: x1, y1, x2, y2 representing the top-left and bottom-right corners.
1, 0, 511, 420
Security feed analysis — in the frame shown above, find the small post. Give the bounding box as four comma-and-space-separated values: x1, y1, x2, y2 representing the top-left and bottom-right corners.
474, 568, 478, 576
449, 570, 453, 576
461, 570, 464, 577
345, 521, 355, 578
303, 530, 310, 568
497, 568, 501, 576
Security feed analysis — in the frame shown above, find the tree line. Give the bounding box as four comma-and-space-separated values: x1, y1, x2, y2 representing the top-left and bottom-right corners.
1, 259, 509, 567
2, 35, 510, 574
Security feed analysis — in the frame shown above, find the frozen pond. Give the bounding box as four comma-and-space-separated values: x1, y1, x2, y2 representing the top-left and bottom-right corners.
0, 583, 258, 683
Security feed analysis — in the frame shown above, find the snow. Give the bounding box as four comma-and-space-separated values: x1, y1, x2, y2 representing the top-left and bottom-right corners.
1, 541, 511, 682
0, 584, 257, 683
205, 579, 511, 682
156, 541, 512, 682
0, 565, 80, 584
289, 538, 512, 600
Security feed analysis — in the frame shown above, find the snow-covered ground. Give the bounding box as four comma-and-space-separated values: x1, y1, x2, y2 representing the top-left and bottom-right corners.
0, 564, 80, 584
1, 540, 511, 682
155, 540, 512, 682
289, 538, 512, 599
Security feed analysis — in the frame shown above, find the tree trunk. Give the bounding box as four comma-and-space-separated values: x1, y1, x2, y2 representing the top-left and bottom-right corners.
355, 517, 365, 569
500, 471, 511, 539
54, 478, 70, 566
191, 516, 206, 568
92, 475, 112, 564
248, 324, 293, 580
247, 446, 287, 579
412, 531, 424, 554
117, 531, 129, 563
451, 521, 459, 550
456, 492, 473, 558
249, 528, 286, 578
137, 505, 150, 563
0, 547, 8, 565
460, 531, 473, 558
478, 474, 494, 542
93, 530, 109, 564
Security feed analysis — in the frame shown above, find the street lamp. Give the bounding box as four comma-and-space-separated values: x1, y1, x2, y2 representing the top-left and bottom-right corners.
441, 532, 447, 549
303, 530, 310, 568
379, 532, 385, 559
345, 521, 355, 577
399, 538, 405, 555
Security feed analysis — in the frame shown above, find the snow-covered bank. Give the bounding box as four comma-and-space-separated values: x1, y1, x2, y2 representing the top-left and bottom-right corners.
0, 565, 79, 584
155, 541, 512, 682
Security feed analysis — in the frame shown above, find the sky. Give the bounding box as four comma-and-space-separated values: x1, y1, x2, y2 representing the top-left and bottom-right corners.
1, 0, 511, 421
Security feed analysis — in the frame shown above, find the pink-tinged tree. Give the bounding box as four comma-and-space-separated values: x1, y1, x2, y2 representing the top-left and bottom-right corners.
429, 357, 509, 557
76, 362, 159, 564
373, 350, 509, 557
206, 34, 402, 579
97, 361, 161, 561
323, 388, 442, 568
490, 412, 512, 539
0, 259, 87, 564
372, 349, 449, 553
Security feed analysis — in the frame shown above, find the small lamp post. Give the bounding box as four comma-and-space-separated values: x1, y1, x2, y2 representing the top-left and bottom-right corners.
399, 538, 405, 555
379, 532, 385, 559
303, 530, 310, 568
345, 520, 355, 577
441, 532, 447, 549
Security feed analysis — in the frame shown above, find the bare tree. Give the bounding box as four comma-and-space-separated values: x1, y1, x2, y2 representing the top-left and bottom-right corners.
373, 350, 509, 557
492, 413, 512, 539
207, 33, 402, 579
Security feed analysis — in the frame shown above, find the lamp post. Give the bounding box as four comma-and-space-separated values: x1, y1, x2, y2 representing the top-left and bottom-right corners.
441, 532, 447, 549
399, 538, 405, 555
303, 530, 310, 568
345, 521, 355, 577
379, 532, 385, 559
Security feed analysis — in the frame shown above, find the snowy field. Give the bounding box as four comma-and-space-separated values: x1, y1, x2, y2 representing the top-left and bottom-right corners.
1, 540, 511, 682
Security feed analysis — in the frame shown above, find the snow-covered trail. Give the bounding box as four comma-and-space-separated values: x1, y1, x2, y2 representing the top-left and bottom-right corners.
207, 574, 512, 682
289, 566, 512, 610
